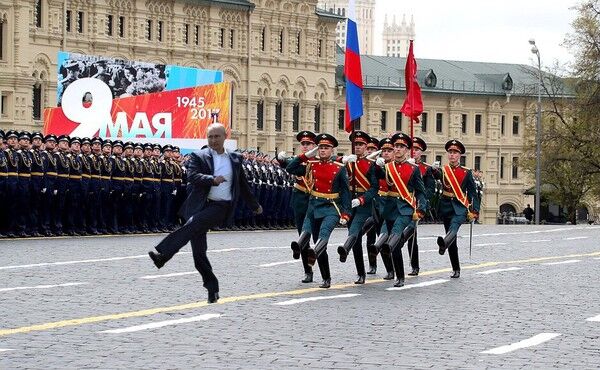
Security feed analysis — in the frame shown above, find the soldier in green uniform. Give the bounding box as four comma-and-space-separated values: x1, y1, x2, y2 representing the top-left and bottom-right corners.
278, 131, 317, 283
437, 139, 480, 278
287, 133, 351, 288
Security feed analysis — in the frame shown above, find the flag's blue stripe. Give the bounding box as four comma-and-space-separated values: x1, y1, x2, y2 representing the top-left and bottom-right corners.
346, 81, 363, 120
346, 19, 360, 55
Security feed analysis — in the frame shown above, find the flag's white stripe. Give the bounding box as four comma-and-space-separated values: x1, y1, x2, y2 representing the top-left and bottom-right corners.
0, 282, 87, 293
542, 259, 581, 266
477, 267, 522, 275
274, 293, 360, 306
481, 333, 561, 354
139, 272, 197, 280
386, 279, 449, 291
101, 314, 221, 333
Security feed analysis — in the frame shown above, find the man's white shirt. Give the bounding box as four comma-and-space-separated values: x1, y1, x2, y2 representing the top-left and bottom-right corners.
207, 148, 233, 201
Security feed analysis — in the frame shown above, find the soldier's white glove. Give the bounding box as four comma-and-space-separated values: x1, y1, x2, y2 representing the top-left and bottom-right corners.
376, 157, 386, 167
339, 218, 348, 226
407, 158, 416, 164
342, 154, 357, 164
277, 151, 287, 161
305, 147, 318, 159
351, 198, 361, 208
366, 150, 382, 160
41, 188, 47, 194
432, 160, 441, 169
53, 190, 58, 195
172, 189, 177, 195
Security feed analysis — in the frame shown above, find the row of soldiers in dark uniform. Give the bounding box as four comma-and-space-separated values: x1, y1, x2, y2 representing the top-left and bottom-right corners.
0, 129, 186, 238
282, 130, 481, 289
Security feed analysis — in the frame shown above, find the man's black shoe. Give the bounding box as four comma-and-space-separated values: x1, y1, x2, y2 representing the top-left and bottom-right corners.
148, 251, 166, 269
393, 279, 405, 287
207, 291, 219, 304
319, 279, 331, 289
301, 272, 313, 283
367, 266, 377, 275
383, 271, 394, 280
450, 270, 460, 279
437, 236, 446, 255
354, 275, 366, 284
408, 268, 419, 276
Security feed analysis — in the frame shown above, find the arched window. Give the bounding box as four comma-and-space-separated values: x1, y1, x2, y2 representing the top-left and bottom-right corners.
293, 102, 300, 131
256, 99, 264, 130
32, 82, 43, 121
314, 104, 321, 132
275, 100, 282, 131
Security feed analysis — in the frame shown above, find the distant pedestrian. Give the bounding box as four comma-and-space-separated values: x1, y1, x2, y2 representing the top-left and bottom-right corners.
523, 204, 534, 223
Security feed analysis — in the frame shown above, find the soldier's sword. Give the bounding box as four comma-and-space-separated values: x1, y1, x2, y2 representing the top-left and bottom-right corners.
469, 220, 474, 260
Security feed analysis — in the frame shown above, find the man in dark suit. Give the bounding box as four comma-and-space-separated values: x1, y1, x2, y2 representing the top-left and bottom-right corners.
148, 123, 262, 303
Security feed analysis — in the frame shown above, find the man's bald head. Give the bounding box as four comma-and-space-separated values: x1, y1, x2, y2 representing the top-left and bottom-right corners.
207, 123, 226, 137
207, 123, 226, 153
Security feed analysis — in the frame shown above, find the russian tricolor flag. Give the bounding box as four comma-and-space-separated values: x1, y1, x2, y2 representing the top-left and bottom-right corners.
344, 0, 363, 133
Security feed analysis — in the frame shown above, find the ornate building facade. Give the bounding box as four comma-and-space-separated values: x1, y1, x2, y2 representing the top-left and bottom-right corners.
382, 14, 414, 58
317, 0, 375, 54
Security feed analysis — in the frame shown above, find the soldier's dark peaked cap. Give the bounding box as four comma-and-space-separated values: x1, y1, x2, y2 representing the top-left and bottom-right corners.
172, 146, 180, 152
91, 137, 103, 145
57, 134, 70, 143
18, 131, 31, 140
445, 139, 466, 154
349, 130, 371, 145
102, 139, 113, 147
296, 131, 317, 144
412, 137, 427, 151
143, 143, 154, 150
0, 129, 4, 139
134, 143, 144, 150
31, 132, 44, 140
378, 137, 394, 150
124, 141, 134, 149
81, 137, 92, 145
112, 140, 124, 148
162, 145, 173, 152
70, 137, 82, 145
391, 132, 412, 149
6, 130, 18, 139
44, 134, 57, 143
152, 144, 162, 150
315, 133, 338, 148
368, 137, 379, 148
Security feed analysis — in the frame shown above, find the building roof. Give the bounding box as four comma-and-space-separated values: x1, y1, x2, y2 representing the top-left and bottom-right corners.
335, 46, 571, 97
182, 0, 255, 10
316, 7, 346, 21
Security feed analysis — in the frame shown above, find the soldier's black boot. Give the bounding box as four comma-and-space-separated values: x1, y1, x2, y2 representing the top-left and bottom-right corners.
148, 250, 169, 269
291, 231, 310, 260
301, 272, 313, 283
386, 234, 404, 254
338, 235, 357, 263
367, 243, 377, 274
437, 230, 457, 255
373, 233, 388, 255
307, 239, 328, 267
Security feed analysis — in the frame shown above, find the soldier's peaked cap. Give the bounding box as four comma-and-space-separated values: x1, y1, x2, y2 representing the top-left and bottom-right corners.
102, 139, 112, 147
315, 133, 338, 148
112, 140, 124, 148
31, 132, 44, 140
44, 134, 57, 143
412, 137, 427, 151
91, 137, 103, 145
296, 131, 316, 144
445, 139, 465, 154
57, 134, 70, 143
18, 131, 31, 140
6, 130, 18, 139
368, 137, 379, 148
378, 137, 393, 150
349, 130, 371, 145
391, 132, 412, 149
70, 137, 81, 145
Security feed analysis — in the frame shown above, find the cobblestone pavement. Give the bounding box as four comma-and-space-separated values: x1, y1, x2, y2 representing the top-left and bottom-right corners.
1, 224, 599, 369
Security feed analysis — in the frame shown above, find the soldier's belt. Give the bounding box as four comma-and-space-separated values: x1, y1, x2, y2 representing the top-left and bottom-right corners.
57, 174, 69, 178
442, 191, 455, 198
386, 191, 402, 198
18, 173, 31, 178
353, 186, 367, 193
101, 176, 111, 180
161, 179, 174, 183
46, 172, 58, 177
112, 177, 126, 181
7, 172, 18, 177
31, 172, 44, 177
0, 173, 7, 177
124, 178, 135, 182
310, 190, 339, 200
91, 175, 101, 179
69, 175, 82, 180
82, 174, 91, 179
378, 190, 388, 196
293, 183, 310, 193
142, 177, 160, 182
134, 177, 143, 181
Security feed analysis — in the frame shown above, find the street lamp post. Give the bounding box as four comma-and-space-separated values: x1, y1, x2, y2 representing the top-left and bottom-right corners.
529, 39, 542, 225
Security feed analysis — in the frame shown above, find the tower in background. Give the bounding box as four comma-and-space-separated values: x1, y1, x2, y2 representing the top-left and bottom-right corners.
318, 0, 375, 55
382, 14, 415, 57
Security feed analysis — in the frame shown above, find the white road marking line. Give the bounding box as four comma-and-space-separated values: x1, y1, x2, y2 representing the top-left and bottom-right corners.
586, 314, 600, 322
594, 257, 600, 260
386, 279, 449, 291
542, 259, 581, 266
273, 293, 360, 306
477, 267, 522, 275
139, 272, 197, 280
0, 348, 15, 352
521, 239, 550, 243
475, 243, 507, 247
101, 313, 221, 333
0, 282, 87, 293
259, 260, 301, 267
210, 246, 288, 253
422, 249, 438, 253
481, 333, 561, 354
466, 226, 600, 238
563, 236, 588, 240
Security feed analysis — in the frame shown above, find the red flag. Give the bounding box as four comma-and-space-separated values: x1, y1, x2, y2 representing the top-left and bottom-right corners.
400, 40, 423, 123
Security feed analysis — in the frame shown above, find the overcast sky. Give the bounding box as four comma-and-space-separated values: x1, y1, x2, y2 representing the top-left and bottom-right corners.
372, 0, 580, 69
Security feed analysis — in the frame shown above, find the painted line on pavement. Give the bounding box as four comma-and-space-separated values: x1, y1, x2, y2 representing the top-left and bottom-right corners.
0, 282, 87, 293
273, 293, 360, 306
481, 333, 561, 354
0, 348, 14, 352
259, 260, 301, 268
542, 259, 581, 266
386, 279, 448, 291
467, 226, 600, 238
521, 239, 550, 243
475, 243, 507, 247
477, 267, 522, 275
586, 314, 600, 322
1, 250, 599, 338
594, 257, 600, 260
139, 272, 197, 280
563, 236, 588, 240
101, 314, 221, 333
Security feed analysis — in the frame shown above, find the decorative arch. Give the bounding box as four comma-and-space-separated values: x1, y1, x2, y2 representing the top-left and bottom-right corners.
299, 4, 310, 14
499, 203, 517, 215
32, 53, 52, 82
219, 63, 242, 87
0, 10, 9, 22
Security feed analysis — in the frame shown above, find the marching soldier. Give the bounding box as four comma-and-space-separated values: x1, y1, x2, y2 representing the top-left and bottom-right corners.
373, 133, 427, 287
16, 132, 33, 237
404, 136, 439, 276
80, 138, 94, 234
99, 140, 114, 234
141, 143, 157, 233
87, 138, 104, 235
437, 139, 480, 278
30, 132, 46, 237
366, 138, 395, 280
288, 133, 351, 289
279, 131, 317, 283
40, 135, 58, 236
0, 131, 7, 236
337, 131, 379, 284
151, 144, 163, 232
109, 140, 127, 233
159, 145, 176, 232
54, 135, 71, 236
172, 146, 184, 229
66, 137, 85, 235
122, 142, 136, 233
4, 130, 19, 237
